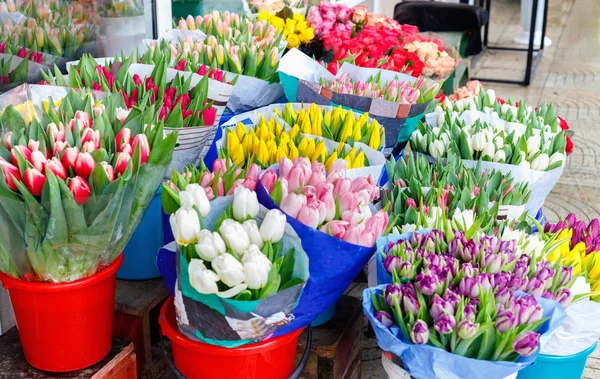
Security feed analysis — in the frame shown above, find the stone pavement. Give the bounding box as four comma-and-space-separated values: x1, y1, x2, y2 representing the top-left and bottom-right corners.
361, 0, 600, 377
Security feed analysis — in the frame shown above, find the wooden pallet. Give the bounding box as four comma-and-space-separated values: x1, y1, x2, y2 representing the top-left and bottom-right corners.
0, 328, 136, 379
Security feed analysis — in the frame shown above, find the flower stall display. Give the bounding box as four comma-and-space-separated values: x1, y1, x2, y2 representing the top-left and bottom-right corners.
278, 48, 439, 155
213, 103, 387, 183
173, 11, 286, 111
0, 89, 177, 371
42, 55, 226, 172
167, 184, 308, 346
243, 0, 308, 18
94, 0, 146, 57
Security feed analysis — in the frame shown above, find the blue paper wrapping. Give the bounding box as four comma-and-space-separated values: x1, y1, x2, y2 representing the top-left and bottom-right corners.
255, 183, 377, 336
375, 230, 430, 286
157, 243, 177, 298
363, 285, 567, 379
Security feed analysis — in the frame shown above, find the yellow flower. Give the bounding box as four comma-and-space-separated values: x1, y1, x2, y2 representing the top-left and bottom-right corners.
231, 144, 245, 167
325, 152, 338, 171
270, 16, 285, 31
353, 150, 365, 169
236, 122, 248, 141
299, 27, 314, 44
287, 33, 300, 49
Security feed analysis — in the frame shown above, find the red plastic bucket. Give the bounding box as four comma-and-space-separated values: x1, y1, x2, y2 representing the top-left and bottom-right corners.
0, 254, 123, 372
159, 298, 303, 379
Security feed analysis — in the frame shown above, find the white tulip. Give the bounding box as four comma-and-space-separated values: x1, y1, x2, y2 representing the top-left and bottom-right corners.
471, 132, 486, 151
443, 97, 453, 110
195, 230, 226, 261
531, 153, 550, 171
481, 142, 495, 160
452, 209, 475, 231
434, 105, 443, 113
429, 140, 445, 159
242, 220, 264, 249
429, 206, 443, 221
170, 208, 201, 246
259, 209, 286, 243
242, 245, 272, 290
431, 127, 442, 137
232, 186, 260, 222
519, 160, 531, 169
522, 234, 545, 256
180, 184, 211, 217
548, 152, 564, 168
436, 112, 445, 127
115, 107, 131, 124
483, 106, 491, 115
217, 283, 248, 298
526, 135, 541, 159
501, 103, 510, 114
467, 99, 477, 111
439, 133, 451, 149
219, 219, 250, 254
493, 135, 504, 150
188, 259, 220, 294
493, 150, 506, 163
212, 253, 246, 287
512, 130, 523, 144
486, 89, 496, 104
410, 130, 423, 148
401, 223, 417, 233
542, 139, 552, 152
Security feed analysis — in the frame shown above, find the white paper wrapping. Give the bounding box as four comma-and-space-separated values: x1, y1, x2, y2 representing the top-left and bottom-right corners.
219, 103, 386, 182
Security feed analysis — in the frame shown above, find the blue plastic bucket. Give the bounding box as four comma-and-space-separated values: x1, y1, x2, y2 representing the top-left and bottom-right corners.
517, 342, 597, 379
117, 188, 164, 280
310, 304, 336, 327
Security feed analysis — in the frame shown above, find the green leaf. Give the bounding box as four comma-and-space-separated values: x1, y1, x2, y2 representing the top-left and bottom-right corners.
279, 248, 295, 286
259, 273, 281, 299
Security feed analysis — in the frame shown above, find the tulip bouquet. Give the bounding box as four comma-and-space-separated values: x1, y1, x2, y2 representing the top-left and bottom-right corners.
0, 54, 29, 87
0, 43, 45, 64
94, 0, 144, 17
259, 156, 390, 247
168, 184, 308, 345
245, 0, 307, 16
0, 90, 177, 281
306, 1, 354, 39
176, 11, 283, 42
257, 11, 314, 50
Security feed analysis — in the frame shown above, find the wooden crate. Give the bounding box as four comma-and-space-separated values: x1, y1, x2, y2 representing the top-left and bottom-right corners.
0, 328, 136, 379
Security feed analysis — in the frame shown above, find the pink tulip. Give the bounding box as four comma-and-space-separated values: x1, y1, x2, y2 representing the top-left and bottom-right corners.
116, 128, 132, 152
69, 176, 91, 205
351, 176, 377, 199
121, 143, 133, 156
45, 157, 67, 180
260, 169, 277, 193
313, 200, 327, 225
227, 179, 244, 195
359, 229, 376, 247
217, 177, 224, 197
356, 189, 371, 207
53, 141, 67, 156
75, 152, 95, 179
406, 198, 417, 209
115, 152, 131, 177
243, 178, 257, 191
132, 134, 150, 165
82, 141, 95, 153
29, 150, 47, 171
199, 172, 214, 187
93, 104, 105, 116
74, 110, 92, 129
61, 146, 80, 172
81, 128, 101, 150
0, 160, 20, 191
23, 168, 45, 196
246, 163, 261, 183
319, 189, 336, 221
3, 131, 12, 149
334, 178, 352, 197
342, 206, 372, 226
326, 159, 348, 183
100, 162, 115, 182
339, 191, 359, 214
297, 203, 321, 229
308, 169, 326, 190
11, 146, 31, 167
343, 225, 364, 245
288, 163, 311, 192
212, 158, 227, 174
280, 193, 307, 219
364, 211, 389, 238
320, 220, 348, 239
303, 185, 317, 203
28, 140, 40, 151
279, 157, 293, 178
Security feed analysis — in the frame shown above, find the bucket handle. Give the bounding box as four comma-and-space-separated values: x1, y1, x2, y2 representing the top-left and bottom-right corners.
159, 326, 313, 379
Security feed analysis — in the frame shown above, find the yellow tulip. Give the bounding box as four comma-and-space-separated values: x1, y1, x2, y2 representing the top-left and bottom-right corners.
325, 152, 338, 171
289, 125, 300, 141
275, 147, 287, 163
231, 144, 245, 166
304, 139, 316, 159
312, 141, 326, 162
300, 116, 312, 135
324, 111, 332, 128
557, 229, 573, 257
257, 140, 269, 166
297, 138, 308, 155
288, 145, 299, 160
353, 150, 365, 168
338, 115, 353, 144
353, 122, 362, 141
588, 255, 600, 280
337, 142, 345, 156
546, 248, 560, 263
236, 122, 248, 141
227, 130, 241, 154
368, 127, 381, 150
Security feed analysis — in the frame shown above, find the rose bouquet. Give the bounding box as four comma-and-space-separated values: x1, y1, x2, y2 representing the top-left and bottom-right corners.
306, 1, 354, 39
0, 89, 177, 281
168, 182, 308, 346
258, 11, 314, 50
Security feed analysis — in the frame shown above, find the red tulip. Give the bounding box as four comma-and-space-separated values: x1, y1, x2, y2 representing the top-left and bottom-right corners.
23, 168, 45, 196
165, 87, 177, 100
16, 47, 27, 58
3, 131, 11, 149
182, 109, 193, 120
82, 141, 94, 153
129, 89, 139, 107
121, 143, 133, 156
115, 152, 131, 177
45, 157, 67, 180
29, 150, 47, 171
100, 162, 115, 182
174, 60, 187, 71
175, 94, 191, 110
81, 128, 101, 149
132, 134, 150, 165
75, 152, 95, 179
202, 107, 217, 126
132, 74, 142, 86
159, 106, 167, 120
28, 140, 40, 152
74, 110, 92, 129
198, 64, 208, 76
68, 176, 91, 205
11, 146, 32, 167
116, 128, 132, 152
0, 160, 20, 191
53, 140, 67, 157
61, 146, 80, 171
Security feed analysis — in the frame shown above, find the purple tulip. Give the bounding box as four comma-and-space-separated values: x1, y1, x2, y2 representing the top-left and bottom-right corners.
430, 294, 454, 320
493, 272, 511, 292
512, 260, 529, 278
477, 273, 493, 292
434, 314, 456, 335
509, 275, 527, 291
544, 223, 553, 233
399, 262, 415, 278
423, 252, 441, 268
588, 218, 600, 240
495, 288, 511, 306
460, 262, 478, 278
460, 240, 480, 262
536, 265, 555, 290
584, 234, 596, 254
556, 287, 573, 309
572, 221, 586, 246
448, 234, 466, 258
375, 311, 394, 328
403, 282, 417, 299
554, 220, 567, 233
565, 213, 577, 228
525, 278, 545, 297
410, 320, 430, 344
459, 276, 479, 298
457, 319, 479, 339
402, 294, 420, 317
512, 332, 540, 357
385, 284, 403, 306
383, 255, 402, 273
516, 295, 543, 324
443, 288, 460, 309
495, 309, 516, 333
416, 272, 440, 296
542, 290, 556, 300
498, 239, 516, 255
483, 253, 502, 272
594, 238, 600, 253
559, 266, 573, 287
463, 304, 476, 322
